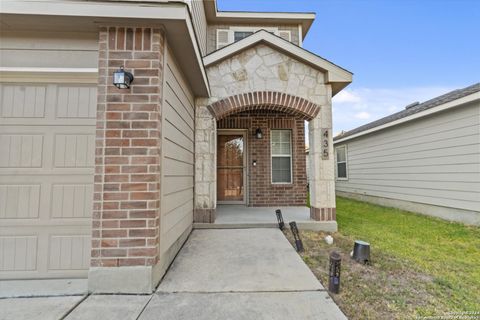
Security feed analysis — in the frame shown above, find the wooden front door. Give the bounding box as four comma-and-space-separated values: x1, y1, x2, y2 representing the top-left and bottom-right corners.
217, 131, 246, 204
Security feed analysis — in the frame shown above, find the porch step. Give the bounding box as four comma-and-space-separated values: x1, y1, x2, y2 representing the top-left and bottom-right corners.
193, 221, 337, 232
194, 222, 278, 229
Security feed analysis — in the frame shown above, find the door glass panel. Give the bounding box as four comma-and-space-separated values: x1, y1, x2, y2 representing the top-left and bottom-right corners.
217, 168, 244, 201
217, 135, 244, 202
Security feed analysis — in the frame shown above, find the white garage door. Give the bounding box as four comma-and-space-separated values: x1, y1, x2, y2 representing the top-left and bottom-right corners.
0, 82, 96, 279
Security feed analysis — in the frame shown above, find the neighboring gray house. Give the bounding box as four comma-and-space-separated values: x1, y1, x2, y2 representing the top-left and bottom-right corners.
333, 83, 480, 225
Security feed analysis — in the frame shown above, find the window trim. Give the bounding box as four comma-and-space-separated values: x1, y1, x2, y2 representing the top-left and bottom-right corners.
270, 129, 293, 185
335, 145, 348, 180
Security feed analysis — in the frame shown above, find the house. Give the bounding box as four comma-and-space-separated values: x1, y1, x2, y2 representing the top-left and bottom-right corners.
0, 0, 352, 293
333, 83, 480, 225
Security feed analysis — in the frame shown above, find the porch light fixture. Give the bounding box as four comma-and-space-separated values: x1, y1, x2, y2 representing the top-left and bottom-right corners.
255, 128, 263, 139
113, 66, 134, 89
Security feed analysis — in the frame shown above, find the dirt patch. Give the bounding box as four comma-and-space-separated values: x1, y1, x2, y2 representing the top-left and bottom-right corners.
283, 230, 448, 319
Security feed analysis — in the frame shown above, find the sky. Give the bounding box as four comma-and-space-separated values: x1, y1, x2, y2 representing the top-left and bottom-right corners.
217, 0, 480, 134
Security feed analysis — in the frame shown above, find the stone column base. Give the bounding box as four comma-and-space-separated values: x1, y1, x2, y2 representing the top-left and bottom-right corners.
310, 207, 336, 221
194, 208, 216, 223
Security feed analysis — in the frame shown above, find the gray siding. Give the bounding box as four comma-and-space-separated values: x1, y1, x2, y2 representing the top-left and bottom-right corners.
0, 31, 98, 68
190, 0, 207, 56
335, 101, 480, 213
206, 24, 300, 54
160, 47, 195, 260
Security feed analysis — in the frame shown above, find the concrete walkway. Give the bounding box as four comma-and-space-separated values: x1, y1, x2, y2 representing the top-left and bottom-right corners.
0, 229, 346, 320
143, 229, 346, 320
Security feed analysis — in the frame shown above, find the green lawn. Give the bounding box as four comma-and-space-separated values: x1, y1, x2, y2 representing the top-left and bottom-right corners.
286, 196, 480, 319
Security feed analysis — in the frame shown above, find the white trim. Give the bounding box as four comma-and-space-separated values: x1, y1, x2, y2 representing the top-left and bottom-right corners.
0, 0, 187, 21
271, 129, 293, 185
217, 11, 316, 21
334, 91, 480, 144
203, 30, 352, 92
0, 67, 98, 83
298, 24, 303, 47
0, 67, 98, 73
335, 145, 348, 180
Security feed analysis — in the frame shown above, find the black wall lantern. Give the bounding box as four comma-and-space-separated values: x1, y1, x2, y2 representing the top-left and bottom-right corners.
255, 128, 263, 139
113, 66, 134, 89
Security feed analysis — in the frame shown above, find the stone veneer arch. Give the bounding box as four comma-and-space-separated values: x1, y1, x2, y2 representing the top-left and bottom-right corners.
207, 91, 321, 121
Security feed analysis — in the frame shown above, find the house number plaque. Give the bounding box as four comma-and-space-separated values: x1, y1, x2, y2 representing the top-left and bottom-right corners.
321, 129, 329, 160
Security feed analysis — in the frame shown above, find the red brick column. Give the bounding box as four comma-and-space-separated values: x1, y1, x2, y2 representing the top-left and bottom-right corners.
310, 207, 336, 221
90, 26, 164, 292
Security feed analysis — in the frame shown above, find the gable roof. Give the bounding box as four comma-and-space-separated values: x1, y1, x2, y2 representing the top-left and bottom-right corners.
203, 30, 353, 96
334, 83, 480, 143
202, 1, 315, 39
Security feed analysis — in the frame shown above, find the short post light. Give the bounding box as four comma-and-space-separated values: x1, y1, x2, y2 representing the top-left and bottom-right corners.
328, 251, 341, 294
113, 66, 134, 89
289, 221, 304, 252
275, 209, 285, 230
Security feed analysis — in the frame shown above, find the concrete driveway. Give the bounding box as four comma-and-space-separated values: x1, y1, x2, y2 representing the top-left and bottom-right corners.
0, 229, 346, 320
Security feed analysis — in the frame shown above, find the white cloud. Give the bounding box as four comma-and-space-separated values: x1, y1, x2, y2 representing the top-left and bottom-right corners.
354, 111, 371, 120
332, 86, 455, 133
333, 90, 362, 103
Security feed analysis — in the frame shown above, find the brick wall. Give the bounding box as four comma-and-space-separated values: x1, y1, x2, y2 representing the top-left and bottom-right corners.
91, 27, 164, 268
218, 110, 307, 206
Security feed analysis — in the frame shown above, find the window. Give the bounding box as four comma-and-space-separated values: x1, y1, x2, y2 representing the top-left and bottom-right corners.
336, 146, 348, 179
234, 31, 254, 42
216, 27, 285, 50
271, 130, 292, 184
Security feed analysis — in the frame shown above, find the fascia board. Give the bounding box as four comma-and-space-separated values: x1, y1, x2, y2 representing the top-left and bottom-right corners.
0, 0, 187, 21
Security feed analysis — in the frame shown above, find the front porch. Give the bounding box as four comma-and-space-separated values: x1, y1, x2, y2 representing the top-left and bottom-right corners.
194, 34, 353, 232
194, 205, 337, 231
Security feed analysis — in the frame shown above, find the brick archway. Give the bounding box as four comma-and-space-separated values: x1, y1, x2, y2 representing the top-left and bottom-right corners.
207, 91, 321, 120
